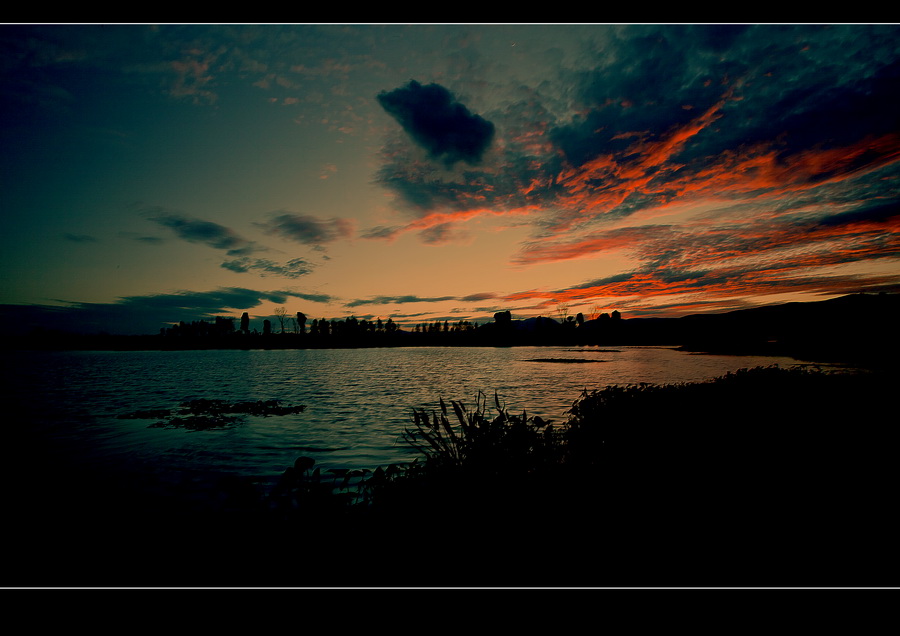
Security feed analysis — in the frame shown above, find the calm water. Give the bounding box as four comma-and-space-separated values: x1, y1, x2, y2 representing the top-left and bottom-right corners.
3, 345, 826, 489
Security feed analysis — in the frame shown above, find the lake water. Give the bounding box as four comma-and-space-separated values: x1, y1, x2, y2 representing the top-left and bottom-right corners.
3, 345, 830, 493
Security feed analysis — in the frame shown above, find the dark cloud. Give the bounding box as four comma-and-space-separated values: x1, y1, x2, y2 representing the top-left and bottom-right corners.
132, 236, 165, 244
219, 259, 254, 274
148, 212, 261, 256
257, 213, 353, 247
220, 257, 314, 278
145, 210, 318, 278
0, 287, 334, 335
372, 162, 493, 216
460, 292, 498, 302
359, 225, 402, 240
343, 292, 500, 315
553, 25, 900, 185
281, 290, 334, 304
377, 80, 495, 167
418, 222, 471, 245
346, 294, 457, 308
567, 272, 639, 292
813, 200, 900, 229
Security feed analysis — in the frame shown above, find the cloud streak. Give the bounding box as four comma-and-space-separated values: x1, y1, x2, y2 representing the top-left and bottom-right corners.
149, 212, 262, 257
220, 257, 314, 279
147, 210, 319, 279
257, 213, 354, 248
505, 197, 900, 312
345, 294, 458, 308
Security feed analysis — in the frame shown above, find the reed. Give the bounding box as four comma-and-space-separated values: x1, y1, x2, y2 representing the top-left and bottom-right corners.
227, 365, 897, 529
402, 391, 562, 476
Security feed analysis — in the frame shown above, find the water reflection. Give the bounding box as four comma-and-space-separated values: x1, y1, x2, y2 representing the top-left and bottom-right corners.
6, 346, 829, 482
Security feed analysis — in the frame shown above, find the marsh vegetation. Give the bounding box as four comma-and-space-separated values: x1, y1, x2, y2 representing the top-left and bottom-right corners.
11, 363, 897, 586
219, 364, 898, 539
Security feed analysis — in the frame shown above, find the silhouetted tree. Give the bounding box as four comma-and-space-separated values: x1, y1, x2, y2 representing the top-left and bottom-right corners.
274, 306, 288, 334
240, 312, 250, 333
215, 316, 235, 334
296, 312, 307, 334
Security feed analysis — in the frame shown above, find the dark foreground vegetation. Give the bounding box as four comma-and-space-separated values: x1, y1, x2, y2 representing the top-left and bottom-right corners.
6, 364, 899, 587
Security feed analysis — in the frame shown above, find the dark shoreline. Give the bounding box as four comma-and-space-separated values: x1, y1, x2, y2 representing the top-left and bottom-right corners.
5, 363, 898, 588
6, 292, 898, 373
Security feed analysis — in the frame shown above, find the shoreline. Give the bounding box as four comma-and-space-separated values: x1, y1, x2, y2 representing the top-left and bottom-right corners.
5, 364, 898, 587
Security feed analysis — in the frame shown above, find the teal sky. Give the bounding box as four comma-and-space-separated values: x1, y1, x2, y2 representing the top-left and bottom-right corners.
2, 24, 899, 334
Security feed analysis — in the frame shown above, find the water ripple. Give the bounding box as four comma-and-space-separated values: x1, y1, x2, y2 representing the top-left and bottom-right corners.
6, 346, 820, 481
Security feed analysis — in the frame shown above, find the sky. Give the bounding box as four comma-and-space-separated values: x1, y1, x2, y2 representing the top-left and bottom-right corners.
1, 23, 899, 335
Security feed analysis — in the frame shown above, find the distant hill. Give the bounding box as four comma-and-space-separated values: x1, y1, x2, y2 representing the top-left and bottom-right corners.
681, 291, 899, 324
671, 292, 900, 364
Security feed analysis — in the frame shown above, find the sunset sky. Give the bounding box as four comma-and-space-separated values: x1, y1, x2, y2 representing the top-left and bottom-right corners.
2, 24, 899, 335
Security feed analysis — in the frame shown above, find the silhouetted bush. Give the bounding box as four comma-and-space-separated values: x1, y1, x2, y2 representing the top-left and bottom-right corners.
346, 365, 899, 538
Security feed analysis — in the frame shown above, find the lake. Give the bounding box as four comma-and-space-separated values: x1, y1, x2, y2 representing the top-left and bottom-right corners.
2, 345, 835, 493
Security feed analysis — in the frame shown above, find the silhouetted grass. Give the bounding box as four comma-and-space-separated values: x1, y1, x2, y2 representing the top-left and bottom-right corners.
96, 364, 900, 535
11, 364, 898, 586
342, 365, 899, 536
217, 365, 895, 527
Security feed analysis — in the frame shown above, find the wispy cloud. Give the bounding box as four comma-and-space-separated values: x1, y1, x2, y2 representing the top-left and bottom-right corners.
221, 257, 314, 279
503, 196, 900, 312
346, 294, 458, 308
145, 210, 317, 278
168, 52, 219, 105
148, 211, 263, 256
256, 213, 354, 249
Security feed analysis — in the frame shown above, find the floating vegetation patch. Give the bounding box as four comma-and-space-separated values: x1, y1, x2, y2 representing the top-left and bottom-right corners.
116, 408, 173, 420
149, 414, 244, 431
561, 349, 621, 353
118, 398, 306, 430
522, 358, 608, 363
